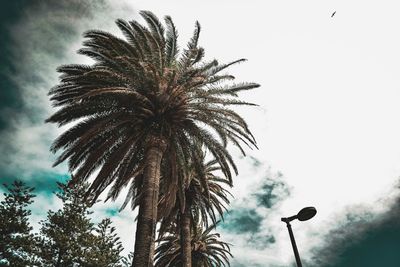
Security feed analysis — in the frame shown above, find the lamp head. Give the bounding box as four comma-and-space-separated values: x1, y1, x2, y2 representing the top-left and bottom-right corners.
281, 207, 317, 223
297, 207, 317, 221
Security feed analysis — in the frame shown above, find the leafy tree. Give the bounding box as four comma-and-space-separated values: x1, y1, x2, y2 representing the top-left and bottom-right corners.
36, 181, 95, 266
87, 218, 124, 266
36, 181, 125, 267
0, 181, 37, 266
46, 10, 258, 266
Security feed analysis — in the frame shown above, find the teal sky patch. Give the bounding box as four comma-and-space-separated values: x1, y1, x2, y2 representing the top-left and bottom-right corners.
1, 172, 70, 195
105, 207, 120, 217
253, 173, 289, 209
223, 209, 263, 234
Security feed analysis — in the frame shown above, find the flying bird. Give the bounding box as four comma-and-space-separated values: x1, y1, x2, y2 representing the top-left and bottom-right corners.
331, 11, 336, 17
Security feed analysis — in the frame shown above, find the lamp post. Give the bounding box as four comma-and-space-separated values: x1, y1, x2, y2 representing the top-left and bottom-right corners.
281, 207, 317, 267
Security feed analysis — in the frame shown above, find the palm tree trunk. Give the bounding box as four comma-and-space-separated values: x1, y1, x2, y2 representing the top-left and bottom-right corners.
55, 249, 63, 267
180, 206, 192, 267
132, 136, 167, 267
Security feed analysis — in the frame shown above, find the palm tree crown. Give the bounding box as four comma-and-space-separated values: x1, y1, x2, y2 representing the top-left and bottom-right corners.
47, 10, 258, 201
159, 154, 232, 233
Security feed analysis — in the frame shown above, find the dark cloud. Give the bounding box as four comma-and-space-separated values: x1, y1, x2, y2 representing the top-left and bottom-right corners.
305, 188, 400, 267
224, 209, 263, 234
222, 169, 291, 252
0, 0, 113, 188
0, 0, 31, 130
223, 207, 276, 249
253, 172, 289, 209
7, 0, 108, 116
0, 0, 88, 122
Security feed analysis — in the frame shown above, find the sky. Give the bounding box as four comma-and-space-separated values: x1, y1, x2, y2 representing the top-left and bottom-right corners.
1, 0, 400, 266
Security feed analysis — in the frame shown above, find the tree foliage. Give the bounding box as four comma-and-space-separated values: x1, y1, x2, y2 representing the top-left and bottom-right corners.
36, 182, 96, 266
88, 218, 124, 266
36, 181, 125, 267
0, 181, 38, 266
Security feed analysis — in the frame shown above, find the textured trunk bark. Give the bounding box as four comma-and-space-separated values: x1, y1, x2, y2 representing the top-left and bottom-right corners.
55, 248, 62, 267
180, 206, 192, 267
132, 136, 167, 267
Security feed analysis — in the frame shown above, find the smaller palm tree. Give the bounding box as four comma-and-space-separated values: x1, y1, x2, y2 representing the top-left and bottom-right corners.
155, 220, 232, 267
155, 151, 232, 267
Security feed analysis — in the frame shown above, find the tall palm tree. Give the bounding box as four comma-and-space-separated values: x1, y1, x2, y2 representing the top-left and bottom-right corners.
46, 10, 258, 266
155, 220, 232, 267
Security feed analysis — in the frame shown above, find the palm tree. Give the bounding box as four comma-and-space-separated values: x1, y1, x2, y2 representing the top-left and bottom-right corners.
46, 10, 258, 266
155, 220, 232, 267
158, 153, 232, 267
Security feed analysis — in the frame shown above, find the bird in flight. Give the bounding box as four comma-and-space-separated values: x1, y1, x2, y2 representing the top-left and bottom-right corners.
331, 11, 336, 17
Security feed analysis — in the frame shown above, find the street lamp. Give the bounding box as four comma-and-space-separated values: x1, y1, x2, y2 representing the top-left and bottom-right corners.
281, 207, 317, 267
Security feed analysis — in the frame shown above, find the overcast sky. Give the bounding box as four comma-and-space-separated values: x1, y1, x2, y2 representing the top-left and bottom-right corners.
1, 1, 400, 266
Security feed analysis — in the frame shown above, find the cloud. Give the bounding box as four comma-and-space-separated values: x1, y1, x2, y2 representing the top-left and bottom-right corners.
0, 0, 28, 131
304, 183, 400, 267
222, 169, 290, 250
218, 160, 293, 267
0, 0, 135, 188
252, 172, 290, 209
224, 209, 263, 234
